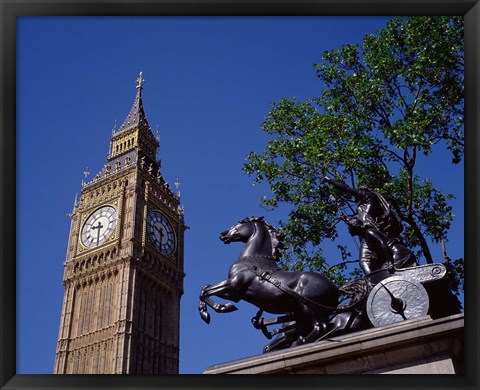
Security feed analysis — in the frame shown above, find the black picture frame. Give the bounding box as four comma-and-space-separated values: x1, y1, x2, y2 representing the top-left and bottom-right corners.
1, 1, 478, 389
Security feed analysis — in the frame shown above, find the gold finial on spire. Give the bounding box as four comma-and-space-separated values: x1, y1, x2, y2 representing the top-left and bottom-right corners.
136, 71, 145, 90
82, 167, 90, 186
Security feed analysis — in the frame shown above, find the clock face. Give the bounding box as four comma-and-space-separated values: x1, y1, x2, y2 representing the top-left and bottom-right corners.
81, 206, 117, 249
147, 210, 176, 256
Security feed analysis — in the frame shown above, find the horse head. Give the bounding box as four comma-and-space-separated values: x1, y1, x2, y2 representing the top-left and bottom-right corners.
219, 216, 263, 244
219, 216, 284, 260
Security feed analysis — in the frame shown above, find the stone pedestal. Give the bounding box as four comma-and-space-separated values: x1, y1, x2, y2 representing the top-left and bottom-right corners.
204, 313, 464, 374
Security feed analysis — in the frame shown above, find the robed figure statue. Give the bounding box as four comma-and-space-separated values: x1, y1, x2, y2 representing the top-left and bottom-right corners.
324, 176, 417, 275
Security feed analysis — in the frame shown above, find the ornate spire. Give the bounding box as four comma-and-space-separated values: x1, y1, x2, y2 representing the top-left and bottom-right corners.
117, 71, 152, 135
83, 73, 161, 189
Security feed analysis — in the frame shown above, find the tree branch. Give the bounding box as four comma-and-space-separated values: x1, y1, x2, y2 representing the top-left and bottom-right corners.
390, 199, 433, 264
378, 145, 404, 163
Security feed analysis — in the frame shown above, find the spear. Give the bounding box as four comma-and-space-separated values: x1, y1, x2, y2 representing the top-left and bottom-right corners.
328, 193, 360, 251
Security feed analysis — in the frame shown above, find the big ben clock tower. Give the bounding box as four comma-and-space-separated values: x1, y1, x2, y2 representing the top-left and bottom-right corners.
54, 73, 185, 374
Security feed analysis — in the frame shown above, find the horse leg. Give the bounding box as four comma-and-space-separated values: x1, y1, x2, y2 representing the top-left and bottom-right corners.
301, 320, 329, 344
263, 323, 299, 353
304, 310, 368, 343
327, 310, 369, 338
199, 279, 239, 324
252, 311, 296, 339
264, 331, 293, 353
200, 280, 239, 312
290, 306, 330, 346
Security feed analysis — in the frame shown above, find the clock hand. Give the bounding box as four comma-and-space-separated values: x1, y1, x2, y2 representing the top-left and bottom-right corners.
154, 225, 165, 241
91, 221, 104, 246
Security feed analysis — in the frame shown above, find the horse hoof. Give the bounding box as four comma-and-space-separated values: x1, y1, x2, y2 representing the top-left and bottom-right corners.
199, 310, 211, 324
223, 303, 238, 313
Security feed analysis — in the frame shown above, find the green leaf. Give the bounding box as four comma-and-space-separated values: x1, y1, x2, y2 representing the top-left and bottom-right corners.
244, 16, 463, 293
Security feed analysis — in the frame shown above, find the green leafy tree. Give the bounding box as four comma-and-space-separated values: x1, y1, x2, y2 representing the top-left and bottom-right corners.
244, 16, 464, 290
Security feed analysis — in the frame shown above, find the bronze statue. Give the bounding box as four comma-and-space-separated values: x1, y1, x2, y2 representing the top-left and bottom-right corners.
323, 176, 416, 274
199, 216, 460, 353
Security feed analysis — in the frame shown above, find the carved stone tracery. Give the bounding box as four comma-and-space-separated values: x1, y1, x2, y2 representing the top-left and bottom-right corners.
55, 74, 184, 374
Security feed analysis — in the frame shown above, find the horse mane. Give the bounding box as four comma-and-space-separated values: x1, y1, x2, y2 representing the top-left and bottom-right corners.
239, 216, 285, 260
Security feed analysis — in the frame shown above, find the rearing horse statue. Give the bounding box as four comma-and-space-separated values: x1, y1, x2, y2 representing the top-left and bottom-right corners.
199, 216, 340, 350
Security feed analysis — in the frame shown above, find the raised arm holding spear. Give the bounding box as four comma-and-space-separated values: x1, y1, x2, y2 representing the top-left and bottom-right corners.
323, 174, 412, 275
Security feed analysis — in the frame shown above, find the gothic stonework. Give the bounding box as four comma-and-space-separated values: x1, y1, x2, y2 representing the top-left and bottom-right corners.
54, 73, 185, 374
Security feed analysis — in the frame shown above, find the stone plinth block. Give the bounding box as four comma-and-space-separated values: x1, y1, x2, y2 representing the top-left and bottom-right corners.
204, 313, 464, 374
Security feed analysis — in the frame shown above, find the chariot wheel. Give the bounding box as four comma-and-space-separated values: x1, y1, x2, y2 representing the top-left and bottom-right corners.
366, 276, 429, 327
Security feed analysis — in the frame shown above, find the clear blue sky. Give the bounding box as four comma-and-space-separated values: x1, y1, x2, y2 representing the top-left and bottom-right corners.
17, 16, 464, 374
